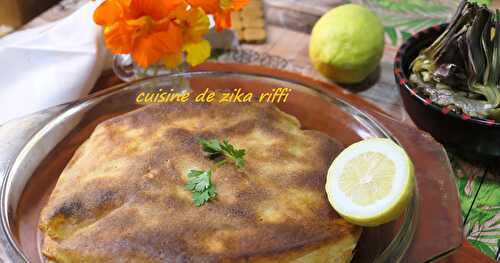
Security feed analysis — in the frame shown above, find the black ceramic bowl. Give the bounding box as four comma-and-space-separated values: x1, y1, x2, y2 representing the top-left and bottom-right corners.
395, 23, 500, 160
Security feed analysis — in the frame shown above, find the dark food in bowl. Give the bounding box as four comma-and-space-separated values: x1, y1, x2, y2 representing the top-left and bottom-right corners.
395, 9, 500, 158
410, 0, 500, 121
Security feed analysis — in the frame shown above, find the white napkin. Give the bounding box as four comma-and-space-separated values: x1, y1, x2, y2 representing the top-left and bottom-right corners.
0, 2, 106, 125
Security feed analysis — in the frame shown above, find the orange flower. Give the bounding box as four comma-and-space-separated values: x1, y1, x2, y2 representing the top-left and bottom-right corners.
94, 0, 249, 68
94, 0, 184, 67
167, 6, 212, 68
186, 0, 250, 31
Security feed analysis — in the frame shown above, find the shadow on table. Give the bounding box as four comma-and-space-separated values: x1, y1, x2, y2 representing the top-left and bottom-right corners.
340, 65, 382, 93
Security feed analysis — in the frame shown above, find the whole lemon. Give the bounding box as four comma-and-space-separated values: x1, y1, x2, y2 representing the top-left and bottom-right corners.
309, 4, 385, 84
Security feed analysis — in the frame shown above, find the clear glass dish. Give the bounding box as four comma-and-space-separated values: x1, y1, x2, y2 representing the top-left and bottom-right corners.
0, 71, 458, 262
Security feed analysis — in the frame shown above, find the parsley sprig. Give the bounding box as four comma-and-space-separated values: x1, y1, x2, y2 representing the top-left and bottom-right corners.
199, 139, 246, 168
185, 169, 217, 207
185, 138, 246, 206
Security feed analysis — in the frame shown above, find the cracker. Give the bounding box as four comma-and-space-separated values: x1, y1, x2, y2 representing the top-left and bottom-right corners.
231, 0, 267, 43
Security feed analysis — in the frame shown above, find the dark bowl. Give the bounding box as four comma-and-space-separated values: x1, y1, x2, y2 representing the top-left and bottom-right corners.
394, 23, 500, 160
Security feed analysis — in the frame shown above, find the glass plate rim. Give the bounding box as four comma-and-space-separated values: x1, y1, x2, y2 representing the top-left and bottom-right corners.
0, 71, 417, 262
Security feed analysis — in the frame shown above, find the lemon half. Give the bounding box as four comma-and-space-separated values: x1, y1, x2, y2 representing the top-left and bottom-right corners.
325, 138, 414, 226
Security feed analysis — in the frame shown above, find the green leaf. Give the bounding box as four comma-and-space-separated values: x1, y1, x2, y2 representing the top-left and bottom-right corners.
198, 138, 222, 157
467, 209, 496, 227
192, 185, 216, 207
469, 239, 496, 258
220, 140, 246, 169
187, 169, 217, 207
186, 169, 212, 192
401, 31, 412, 41
198, 138, 246, 168
384, 27, 398, 46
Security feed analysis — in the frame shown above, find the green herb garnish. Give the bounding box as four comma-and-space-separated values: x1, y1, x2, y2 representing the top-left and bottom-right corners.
185, 138, 246, 206
185, 169, 217, 207
199, 138, 246, 168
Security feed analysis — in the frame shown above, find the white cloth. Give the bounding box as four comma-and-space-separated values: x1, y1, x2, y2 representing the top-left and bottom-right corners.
0, 2, 106, 124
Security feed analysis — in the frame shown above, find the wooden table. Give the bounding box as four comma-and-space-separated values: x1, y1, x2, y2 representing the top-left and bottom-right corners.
11, 0, 500, 262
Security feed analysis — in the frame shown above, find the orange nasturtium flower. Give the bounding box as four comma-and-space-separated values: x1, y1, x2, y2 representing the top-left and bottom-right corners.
93, 0, 249, 69
187, 0, 250, 31
164, 4, 211, 68
94, 0, 184, 68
